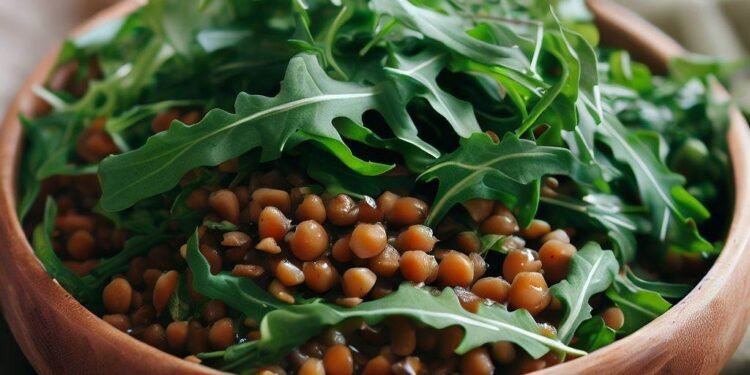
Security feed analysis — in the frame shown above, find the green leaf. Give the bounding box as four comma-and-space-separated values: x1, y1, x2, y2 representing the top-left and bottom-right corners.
420, 132, 596, 227
213, 283, 586, 371
306, 152, 414, 198
18, 113, 88, 220
385, 50, 481, 137
668, 53, 749, 83
598, 116, 714, 253
573, 317, 615, 352
623, 267, 691, 299
99, 53, 436, 212
185, 230, 286, 321
370, 0, 531, 72
32, 198, 91, 303
479, 234, 508, 254
550, 242, 618, 343
605, 274, 671, 335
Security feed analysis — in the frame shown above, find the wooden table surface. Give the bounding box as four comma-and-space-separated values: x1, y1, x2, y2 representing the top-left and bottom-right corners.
0, 1, 747, 374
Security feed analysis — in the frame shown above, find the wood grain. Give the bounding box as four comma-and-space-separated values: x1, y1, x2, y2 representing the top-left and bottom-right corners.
0, 1, 747, 374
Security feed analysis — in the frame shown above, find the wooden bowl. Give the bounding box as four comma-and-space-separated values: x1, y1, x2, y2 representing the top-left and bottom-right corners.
0, 1, 747, 374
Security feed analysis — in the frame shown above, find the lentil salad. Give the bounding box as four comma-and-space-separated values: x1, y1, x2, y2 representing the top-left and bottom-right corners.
19, 0, 732, 374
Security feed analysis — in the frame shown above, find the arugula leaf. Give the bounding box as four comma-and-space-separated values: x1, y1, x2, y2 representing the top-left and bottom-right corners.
598, 116, 714, 253
370, 0, 531, 72
550, 242, 618, 343
623, 267, 691, 299
573, 316, 615, 352
32, 198, 92, 304
420, 132, 596, 227
99, 53, 436, 211
385, 50, 481, 137
668, 53, 748, 83
605, 274, 671, 335
480, 234, 508, 254
186, 230, 286, 321
306, 152, 414, 198
211, 283, 586, 371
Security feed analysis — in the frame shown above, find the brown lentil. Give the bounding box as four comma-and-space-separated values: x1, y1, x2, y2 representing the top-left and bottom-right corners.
350, 223, 388, 259
539, 240, 577, 283
299, 358, 326, 375
331, 235, 354, 263
376, 191, 399, 217
252, 188, 292, 215
202, 300, 227, 323
302, 258, 339, 293
259, 206, 291, 242
342, 267, 377, 298
438, 251, 474, 288
289, 220, 330, 261
357, 196, 384, 223
232, 264, 265, 278
153, 270, 179, 315
102, 314, 130, 332
326, 194, 359, 226
461, 347, 494, 375
296, 194, 327, 223
503, 248, 542, 282
519, 219, 551, 240
269, 279, 295, 304
392, 356, 422, 375
67, 230, 96, 260
437, 326, 464, 358
387, 197, 429, 226
469, 252, 487, 281
399, 251, 435, 283
199, 245, 222, 275
166, 321, 189, 353
542, 229, 570, 244
462, 198, 494, 222
362, 355, 392, 375
602, 307, 625, 330
186, 321, 210, 355
508, 272, 551, 316
143, 324, 168, 350
221, 231, 251, 247
323, 344, 354, 375
388, 317, 416, 356
102, 278, 132, 314
455, 231, 480, 253
276, 259, 306, 287
256, 237, 282, 254
208, 189, 240, 224
480, 213, 519, 236
208, 318, 235, 350
491, 341, 516, 364
395, 225, 437, 252
471, 277, 511, 303
368, 245, 400, 277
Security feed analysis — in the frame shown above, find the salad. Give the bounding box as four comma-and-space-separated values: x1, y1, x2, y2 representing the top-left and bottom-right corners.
20, 0, 732, 374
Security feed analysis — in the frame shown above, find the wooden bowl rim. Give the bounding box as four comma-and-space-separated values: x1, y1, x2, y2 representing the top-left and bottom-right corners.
0, 1, 748, 374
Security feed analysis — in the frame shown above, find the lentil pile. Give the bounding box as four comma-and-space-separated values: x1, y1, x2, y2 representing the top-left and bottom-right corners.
20, 0, 731, 374
46, 166, 621, 374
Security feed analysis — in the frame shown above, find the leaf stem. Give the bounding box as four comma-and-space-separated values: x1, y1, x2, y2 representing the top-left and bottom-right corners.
325, 3, 353, 80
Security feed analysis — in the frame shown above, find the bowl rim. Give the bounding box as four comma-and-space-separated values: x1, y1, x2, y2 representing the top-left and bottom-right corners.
0, 1, 749, 374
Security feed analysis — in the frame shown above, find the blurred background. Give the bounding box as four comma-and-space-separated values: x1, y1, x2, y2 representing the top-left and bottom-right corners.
0, 0, 748, 373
